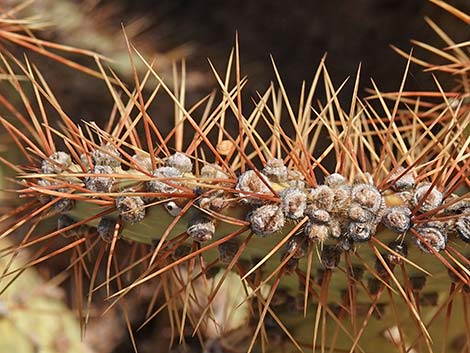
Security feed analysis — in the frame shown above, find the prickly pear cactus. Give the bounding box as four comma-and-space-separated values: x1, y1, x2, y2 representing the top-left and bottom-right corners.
0, 240, 93, 353
1, 1, 470, 353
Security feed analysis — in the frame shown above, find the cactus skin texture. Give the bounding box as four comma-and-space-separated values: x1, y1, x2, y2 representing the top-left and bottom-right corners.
1, 2, 470, 353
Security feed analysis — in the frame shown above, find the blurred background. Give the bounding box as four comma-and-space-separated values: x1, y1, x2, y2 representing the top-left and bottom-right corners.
7, 0, 469, 119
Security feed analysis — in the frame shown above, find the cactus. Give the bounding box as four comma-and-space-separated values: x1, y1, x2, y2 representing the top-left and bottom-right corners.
0, 238, 93, 353
1, 1, 470, 353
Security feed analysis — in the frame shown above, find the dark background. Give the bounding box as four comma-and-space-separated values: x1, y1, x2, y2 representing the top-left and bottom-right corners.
35, 0, 467, 125
113, 0, 468, 94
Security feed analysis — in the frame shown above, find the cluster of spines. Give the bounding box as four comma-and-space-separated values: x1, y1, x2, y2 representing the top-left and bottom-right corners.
3, 3, 470, 351
38, 147, 470, 269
